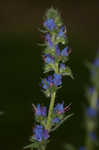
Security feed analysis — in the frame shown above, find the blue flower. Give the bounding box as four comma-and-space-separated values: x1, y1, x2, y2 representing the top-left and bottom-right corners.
45, 34, 53, 48
88, 86, 94, 94
86, 107, 97, 117
60, 63, 66, 70
93, 58, 99, 66
54, 101, 64, 114
51, 117, 60, 124
45, 34, 51, 41
53, 73, 62, 86
41, 76, 53, 90
41, 106, 47, 117
41, 74, 62, 91
43, 129, 49, 140
61, 46, 69, 56
44, 18, 56, 31
56, 44, 61, 56
89, 132, 96, 141
79, 146, 86, 150
58, 26, 65, 37
90, 71, 96, 78
33, 125, 49, 141
47, 76, 53, 87
35, 104, 47, 117
44, 55, 54, 64
33, 125, 43, 141
35, 104, 41, 116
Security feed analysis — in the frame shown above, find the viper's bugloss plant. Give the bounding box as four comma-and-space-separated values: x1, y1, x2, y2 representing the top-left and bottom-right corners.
63, 53, 99, 150
24, 7, 74, 150
78, 52, 99, 150
83, 52, 99, 150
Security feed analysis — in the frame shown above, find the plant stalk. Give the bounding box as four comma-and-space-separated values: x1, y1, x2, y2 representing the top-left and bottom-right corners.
46, 91, 56, 131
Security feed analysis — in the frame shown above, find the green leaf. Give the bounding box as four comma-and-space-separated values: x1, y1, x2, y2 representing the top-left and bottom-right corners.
44, 89, 51, 98
46, 7, 58, 19
56, 36, 68, 45
38, 28, 48, 33
44, 64, 55, 73
65, 67, 74, 79
55, 16, 62, 27
24, 143, 34, 149
44, 49, 55, 56
50, 113, 74, 132
24, 141, 41, 149
29, 136, 36, 143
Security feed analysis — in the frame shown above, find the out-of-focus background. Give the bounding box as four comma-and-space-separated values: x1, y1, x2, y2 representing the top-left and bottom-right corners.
0, 0, 99, 150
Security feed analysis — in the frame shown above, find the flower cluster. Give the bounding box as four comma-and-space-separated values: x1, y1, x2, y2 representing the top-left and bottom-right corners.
41, 73, 62, 97
31, 104, 49, 143
41, 8, 72, 77
42, 73, 62, 89
34, 102, 71, 129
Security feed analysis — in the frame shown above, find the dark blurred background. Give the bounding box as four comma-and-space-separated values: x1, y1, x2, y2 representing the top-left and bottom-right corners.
0, 0, 99, 150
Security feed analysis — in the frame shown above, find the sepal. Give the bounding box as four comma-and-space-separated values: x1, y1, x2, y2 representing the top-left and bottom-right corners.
60, 66, 73, 79
44, 64, 55, 73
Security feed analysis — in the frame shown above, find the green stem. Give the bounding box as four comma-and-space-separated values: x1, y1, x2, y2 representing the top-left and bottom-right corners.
46, 91, 56, 131
85, 90, 98, 150
42, 63, 58, 150
40, 142, 47, 150
41, 91, 56, 150
46, 63, 58, 131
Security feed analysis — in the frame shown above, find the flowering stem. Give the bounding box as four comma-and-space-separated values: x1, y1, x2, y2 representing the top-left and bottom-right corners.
46, 63, 58, 131
85, 89, 98, 150
46, 91, 56, 131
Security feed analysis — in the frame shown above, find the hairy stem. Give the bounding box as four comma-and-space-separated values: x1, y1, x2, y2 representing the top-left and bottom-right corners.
85, 90, 98, 150
46, 91, 56, 131
46, 63, 58, 131
41, 91, 56, 150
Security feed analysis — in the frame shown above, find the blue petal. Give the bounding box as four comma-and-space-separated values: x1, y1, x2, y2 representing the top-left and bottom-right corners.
60, 63, 66, 70
56, 44, 61, 56
79, 146, 86, 150
51, 117, 60, 123
86, 107, 97, 117
44, 18, 55, 31
89, 132, 96, 141
61, 46, 69, 56
93, 58, 99, 66
53, 73, 62, 86
36, 104, 41, 116
58, 26, 65, 37
41, 106, 47, 117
